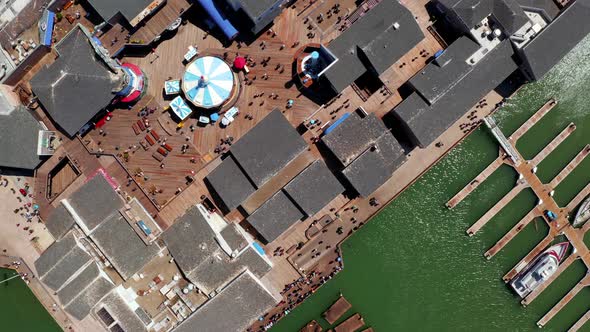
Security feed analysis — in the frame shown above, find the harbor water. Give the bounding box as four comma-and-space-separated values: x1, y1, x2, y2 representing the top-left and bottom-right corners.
273, 36, 590, 332
0, 268, 60, 331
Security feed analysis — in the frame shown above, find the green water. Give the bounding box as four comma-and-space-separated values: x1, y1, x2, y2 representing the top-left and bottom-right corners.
273, 37, 590, 332
0, 268, 60, 331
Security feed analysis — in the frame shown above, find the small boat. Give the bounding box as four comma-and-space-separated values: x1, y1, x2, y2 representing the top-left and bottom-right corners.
510, 242, 569, 298
573, 196, 590, 228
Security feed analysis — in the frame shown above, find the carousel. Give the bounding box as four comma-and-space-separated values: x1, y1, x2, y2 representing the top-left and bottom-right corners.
182, 56, 236, 109
167, 55, 239, 122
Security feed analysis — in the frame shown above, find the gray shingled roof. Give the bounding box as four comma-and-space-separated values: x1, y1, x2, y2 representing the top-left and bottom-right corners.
205, 155, 257, 213
409, 36, 480, 104
230, 109, 307, 187
45, 204, 76, 240
235, 0, 278, 20
68, 175, 123, 232
96, 292, 148, 332
41, 246, 91, 291
34, 233, 77, 278
394, 39, 518, 147
342, 133, 406, 197
175, 271, 277, 332
438, 0, 529, 35
57, 263, 101, 306
323, 0, 424, 92
162, 206, 217, 281
0, 106, 43, 170
220, 224, 248, 252
520, 0, 590, 80
163, 207, 270, 293
321, 113, 388, 166
90, 212, 159, 280
30, 25, 119, 137
189, 246, 270, 294
516, 0, 559, 21
283, 160, 344, 217
86, 0, 152, 23
64, 277, 114, 320
247, 190, 304, 243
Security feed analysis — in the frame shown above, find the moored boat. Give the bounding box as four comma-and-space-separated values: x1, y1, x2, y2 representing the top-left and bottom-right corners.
510, 242, 569, 298
573, 196, 590, 228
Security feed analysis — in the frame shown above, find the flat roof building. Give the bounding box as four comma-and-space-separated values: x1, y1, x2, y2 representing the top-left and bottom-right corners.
394, 39, 518, 147
321, 112, 407, 197
283, 160, 344, 217
342, 133, 406, 197
247, 190, 304, 243
34, 232, 115, 320
174, 270, 278, 332
322, 0, 424, 93
62, 174, 159, 280
206, 109, 307, 213
163, 206, 271, 294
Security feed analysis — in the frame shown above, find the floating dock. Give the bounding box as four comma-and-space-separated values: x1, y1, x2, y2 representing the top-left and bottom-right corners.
323, 296, 352, 325
447, 99, 590, 329
334, 313, 365, 332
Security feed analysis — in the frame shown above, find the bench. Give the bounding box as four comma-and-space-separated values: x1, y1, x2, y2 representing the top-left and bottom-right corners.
152, 153, 164, 162
151, 130, 160, 141
132, 123, 140, 135
145, 134, 156, 146
137, 120, 146, 131
140, 140, 149, 150
157, 147, 168, 157
163, 143, 173, 152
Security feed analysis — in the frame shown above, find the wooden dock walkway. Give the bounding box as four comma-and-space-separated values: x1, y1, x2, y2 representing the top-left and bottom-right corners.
484, 207, 540, 259
521, 253, 578, 306
508, 99, 557, 143
537, 274, 590, 327
531, 123, 576, 166
446, 155, 505, 209
466, 181, 528, 236
568, 310, 590, 332
549, 145, 590, 187
334, 313, 365, 332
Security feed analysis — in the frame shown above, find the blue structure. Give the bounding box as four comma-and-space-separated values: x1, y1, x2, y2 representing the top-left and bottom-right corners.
41, 11, 55, 46
323, 113, 351, 135
252, 242, 266, 256
182, 56, 234, 109
136, 220, 152, 236
197, 0, 238, 40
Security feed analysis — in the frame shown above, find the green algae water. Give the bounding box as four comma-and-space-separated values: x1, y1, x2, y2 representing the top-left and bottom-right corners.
0, 268, 60, 331
273, 36, 590, 332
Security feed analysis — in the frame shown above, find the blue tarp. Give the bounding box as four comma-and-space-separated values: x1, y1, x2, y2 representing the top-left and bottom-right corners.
197, 0, 238, 40
42, 11, 55, 46
323, 112, 351, 135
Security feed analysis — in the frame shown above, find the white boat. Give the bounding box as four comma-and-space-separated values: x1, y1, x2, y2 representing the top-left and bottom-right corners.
509, 242, 569, 298
573, 196, 590, 228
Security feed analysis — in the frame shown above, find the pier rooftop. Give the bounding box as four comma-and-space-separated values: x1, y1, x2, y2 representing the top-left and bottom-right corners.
0, 0, 589, 331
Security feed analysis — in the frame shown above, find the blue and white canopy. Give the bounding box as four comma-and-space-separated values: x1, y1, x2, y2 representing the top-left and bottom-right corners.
164, 80, 181, 95
182, 56, 234, 109
170, 96, 192, 120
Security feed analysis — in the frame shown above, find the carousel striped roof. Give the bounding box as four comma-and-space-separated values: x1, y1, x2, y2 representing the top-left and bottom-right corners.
182, 56, 234, 109
170, 96, 192, 120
